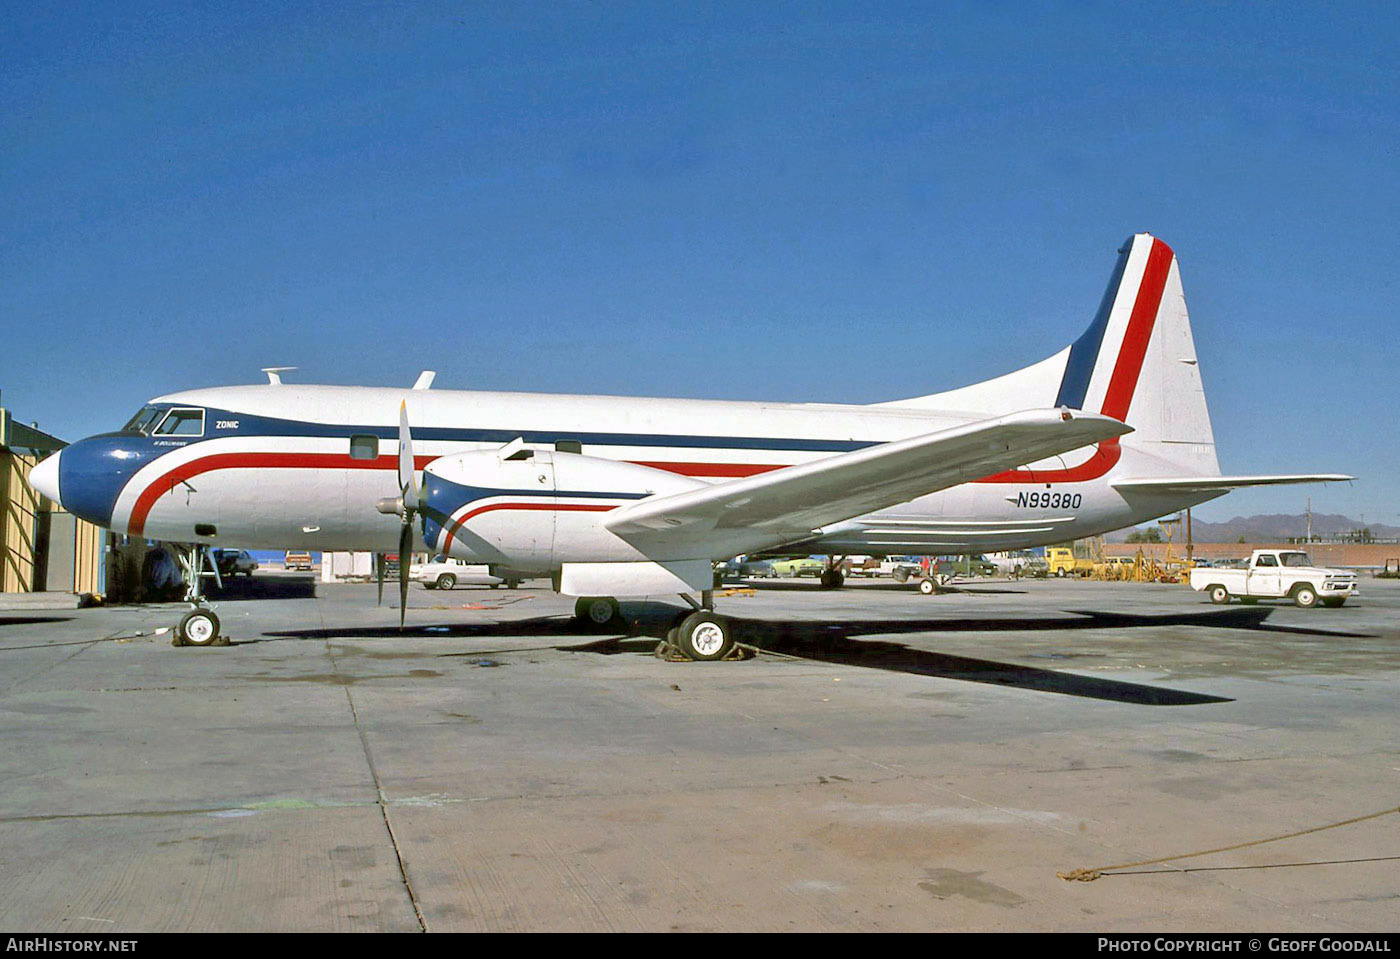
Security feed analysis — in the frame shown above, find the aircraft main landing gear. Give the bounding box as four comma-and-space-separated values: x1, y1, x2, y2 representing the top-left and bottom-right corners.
659, 590, 745, 662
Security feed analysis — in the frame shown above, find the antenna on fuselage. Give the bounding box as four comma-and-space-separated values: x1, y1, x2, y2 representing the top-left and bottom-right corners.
261, 367, 297, 385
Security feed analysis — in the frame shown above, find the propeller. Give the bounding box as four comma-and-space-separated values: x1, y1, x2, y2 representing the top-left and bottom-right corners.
376, 401, 425, 629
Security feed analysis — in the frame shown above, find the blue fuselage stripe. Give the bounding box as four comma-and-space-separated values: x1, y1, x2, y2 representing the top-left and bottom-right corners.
124, 408, 878, 454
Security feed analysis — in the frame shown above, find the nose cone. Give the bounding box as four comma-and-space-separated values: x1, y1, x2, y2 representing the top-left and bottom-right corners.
28, 450, 62, 504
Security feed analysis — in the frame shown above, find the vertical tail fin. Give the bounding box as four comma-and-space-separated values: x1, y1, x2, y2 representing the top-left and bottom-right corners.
879, 232, 1221, 478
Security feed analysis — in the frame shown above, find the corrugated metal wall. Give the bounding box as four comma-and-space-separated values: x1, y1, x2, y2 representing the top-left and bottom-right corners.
1, 450, 106, 595
1, 451, 39, 592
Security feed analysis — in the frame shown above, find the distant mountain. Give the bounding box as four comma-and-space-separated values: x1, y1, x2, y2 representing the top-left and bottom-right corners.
1108, 513, 1399, 543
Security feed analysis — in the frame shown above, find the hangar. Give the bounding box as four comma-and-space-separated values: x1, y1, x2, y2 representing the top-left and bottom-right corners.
0, 397, 105, 599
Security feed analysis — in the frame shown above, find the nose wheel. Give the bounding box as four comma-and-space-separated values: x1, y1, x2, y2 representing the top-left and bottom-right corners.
172, 606, 227, 647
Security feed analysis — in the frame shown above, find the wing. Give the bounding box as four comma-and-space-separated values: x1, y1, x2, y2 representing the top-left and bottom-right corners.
1112, 473, 1354, 493
604, 409, 1132, 557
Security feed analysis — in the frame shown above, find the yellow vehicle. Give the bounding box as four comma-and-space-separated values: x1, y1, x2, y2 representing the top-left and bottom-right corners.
1046, 546, 1094, 578
1092, 556, 1135, 580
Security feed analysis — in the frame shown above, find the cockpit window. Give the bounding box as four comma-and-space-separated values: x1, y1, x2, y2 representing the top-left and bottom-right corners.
152, 408, 205, 437
122, 405, 167, 435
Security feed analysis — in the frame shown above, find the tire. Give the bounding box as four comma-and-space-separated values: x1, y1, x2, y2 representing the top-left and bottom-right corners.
575, 596, 621, 628
177, 609, 221, 647
1056, 568, 1066, 578
1208, 585, 1230, 605
1292, 584, 1319, 608
918, 577, 936, 595
820, 569, 845, 589
892, 567, 910, 584
675, 611, 733, 661
435, 574, 456, 590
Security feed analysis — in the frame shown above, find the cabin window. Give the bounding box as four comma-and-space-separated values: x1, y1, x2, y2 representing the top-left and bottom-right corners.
1256, 554, 1278, 567
349, 434, 379, 460
555, 440, 582, 454
153, 408, 205, 437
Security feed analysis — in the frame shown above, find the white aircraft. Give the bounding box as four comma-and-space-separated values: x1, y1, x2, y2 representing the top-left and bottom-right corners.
29, 233, 1349, 656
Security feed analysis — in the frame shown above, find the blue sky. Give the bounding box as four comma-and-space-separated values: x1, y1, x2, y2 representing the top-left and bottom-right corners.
3, 1, 1396, 526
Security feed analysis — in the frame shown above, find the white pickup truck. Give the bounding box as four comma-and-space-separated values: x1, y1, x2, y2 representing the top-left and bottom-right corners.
1189, 550, 1357, 608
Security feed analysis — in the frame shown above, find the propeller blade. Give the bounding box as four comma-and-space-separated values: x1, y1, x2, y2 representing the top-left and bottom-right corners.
398, 401, 420, 510
375, 553, 384, 606
398, 522, 412, 630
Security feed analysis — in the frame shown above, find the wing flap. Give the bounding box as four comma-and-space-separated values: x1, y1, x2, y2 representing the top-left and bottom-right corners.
605, 409, 1132, 553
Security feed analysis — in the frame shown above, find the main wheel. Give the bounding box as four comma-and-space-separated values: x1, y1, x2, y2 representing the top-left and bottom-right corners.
435, 573, 456, 590
574, 596, 621, 628
820, 569, 845, 589
892, 567, 910, 584
918, 577, 936, 595
675, 611, 733, 661
1208, 585, 1230, 605
1292, 584, 1319, 608
177, 609, 221, 647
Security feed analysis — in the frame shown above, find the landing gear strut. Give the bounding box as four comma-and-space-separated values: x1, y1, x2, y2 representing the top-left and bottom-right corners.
169, 543, 228, 647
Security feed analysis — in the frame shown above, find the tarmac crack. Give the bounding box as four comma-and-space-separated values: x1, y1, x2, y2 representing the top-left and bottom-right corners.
324, 633, 428, 933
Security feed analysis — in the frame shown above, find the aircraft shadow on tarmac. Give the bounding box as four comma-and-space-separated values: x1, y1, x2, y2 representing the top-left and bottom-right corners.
566, 605, 1243, 707
206, 575, 318, 600
258, 601, 1389, 707
0, 616, 76, 631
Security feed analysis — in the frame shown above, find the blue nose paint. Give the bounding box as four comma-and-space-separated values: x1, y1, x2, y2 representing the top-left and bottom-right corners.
58, 434, 163, 529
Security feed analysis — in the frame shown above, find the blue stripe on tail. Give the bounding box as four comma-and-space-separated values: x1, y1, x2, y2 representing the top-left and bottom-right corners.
1054, 240, 1133, 410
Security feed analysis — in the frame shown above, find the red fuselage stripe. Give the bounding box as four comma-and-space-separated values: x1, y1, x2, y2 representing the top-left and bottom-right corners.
441, 501, 617, 554
128, 452, 436, 537
626, 460, 786, 477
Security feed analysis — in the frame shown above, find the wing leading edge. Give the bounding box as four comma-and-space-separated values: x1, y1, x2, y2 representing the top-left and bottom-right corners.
605, 409, 1133, 557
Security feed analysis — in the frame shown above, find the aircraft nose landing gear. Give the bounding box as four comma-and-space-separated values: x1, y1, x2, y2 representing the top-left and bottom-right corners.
172, 606, 227, 647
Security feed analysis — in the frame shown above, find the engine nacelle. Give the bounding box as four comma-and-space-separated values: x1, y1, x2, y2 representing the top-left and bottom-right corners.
420, 447, 705, 570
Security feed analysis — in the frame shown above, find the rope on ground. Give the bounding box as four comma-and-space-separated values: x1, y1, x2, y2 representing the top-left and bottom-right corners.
1058, 804, 1400, 882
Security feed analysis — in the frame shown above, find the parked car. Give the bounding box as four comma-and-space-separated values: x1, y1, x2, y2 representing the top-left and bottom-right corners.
411, 556, 517, 590
771, 557, 824, 577
214, 549, 258, 577
933, 555, 998, 578
284, 550, 313, 571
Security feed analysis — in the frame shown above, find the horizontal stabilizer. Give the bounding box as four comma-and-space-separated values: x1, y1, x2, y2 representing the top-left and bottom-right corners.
606, 409, 1132, 556
1112, 474, 1354, 493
